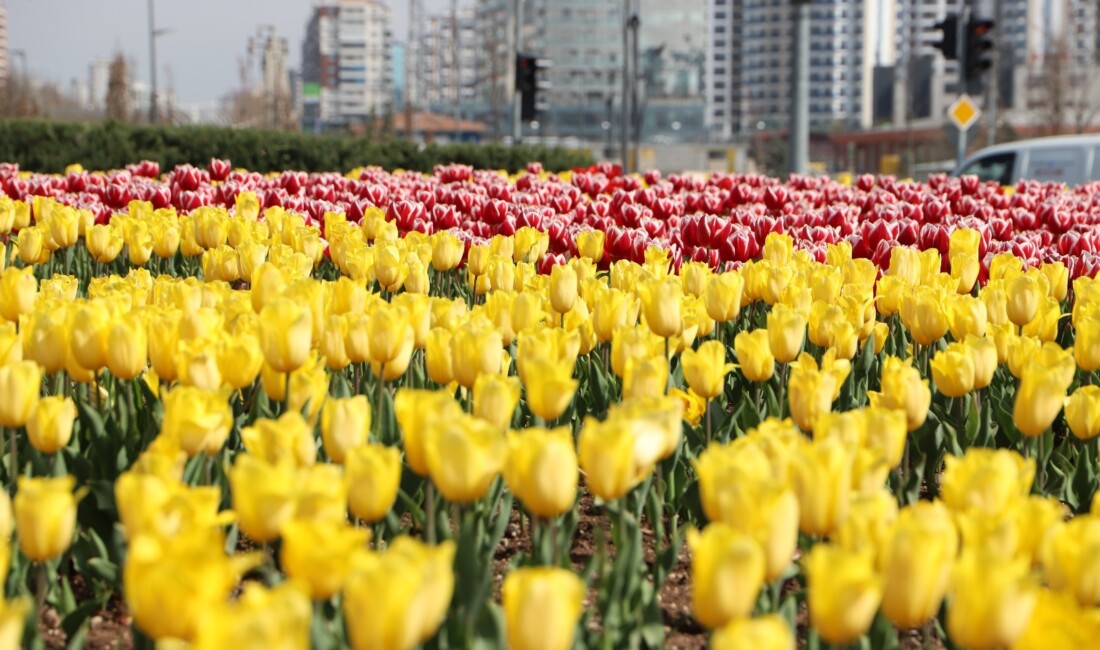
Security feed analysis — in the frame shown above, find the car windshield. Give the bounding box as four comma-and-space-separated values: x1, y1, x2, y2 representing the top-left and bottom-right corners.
958, 152, 1015, 185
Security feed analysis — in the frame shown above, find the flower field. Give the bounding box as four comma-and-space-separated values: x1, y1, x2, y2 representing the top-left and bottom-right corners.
0, 158, 1098, 649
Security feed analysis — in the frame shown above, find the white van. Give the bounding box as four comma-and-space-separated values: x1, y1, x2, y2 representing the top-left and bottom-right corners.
954, 134, 1100, 186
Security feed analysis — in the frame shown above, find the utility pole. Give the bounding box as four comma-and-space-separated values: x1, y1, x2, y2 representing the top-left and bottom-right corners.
987, 0, 1001, 146
620, 0, 631, 173
789, 0, 811, 175
452, 0, 461, 142
629, 13, 640, 173
956, 4, 970, 167
148, 0, 158, 124
512, 0, 523, 144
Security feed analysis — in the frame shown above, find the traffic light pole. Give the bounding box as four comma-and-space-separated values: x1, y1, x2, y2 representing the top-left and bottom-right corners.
955, 5, 970, 168
513, 0, 523, 145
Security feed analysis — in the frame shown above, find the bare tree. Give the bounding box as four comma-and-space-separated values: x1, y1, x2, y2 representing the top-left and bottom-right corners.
105, 52, 130, 122
1031, 27, 1100, 134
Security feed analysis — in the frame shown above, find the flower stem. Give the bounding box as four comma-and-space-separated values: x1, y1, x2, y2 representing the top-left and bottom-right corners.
425, 481, 437, 544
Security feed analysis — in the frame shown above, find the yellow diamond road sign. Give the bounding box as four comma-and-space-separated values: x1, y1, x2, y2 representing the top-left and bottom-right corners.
948, 95, 981, 131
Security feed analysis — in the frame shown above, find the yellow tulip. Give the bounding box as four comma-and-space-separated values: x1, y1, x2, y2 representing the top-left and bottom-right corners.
867, 356, 931, 432
191, 581, 311, 650
105, 312, 148, 380
803, 544, 883, 645
466, 242, 490, 276
1040, 515, 1100, 606
451, 319, 503, 389
703, 271, 744, 323
1006, 274, 1042, 327
767, 303, 806, 364
0, 266, 36, 322
523, 357, 578, 422
281, 519, 370, 600
1014, 366, 1070, 437
638, 276, 683, 338
947, 550, 1036, 650
502, 567, 586, 650
787, 358, 838, 433
343, 538, 456, 650
394, 389, 462, 476
14, 475, 81, 561
577, 416, 646, 502
241, 412, 317, 469
931, 342, 976, 397
504, 426, 578, 518
899, 285, 949, 345
217, 333, 264, 389
734, 329, 775, 382
0, 360, 41, 428
790, 439, 852, 536
575, 230, 605, 262
68, 300, 111, 372
125, 528, 261, 641
473, 373, 522, 430
228, 454, 297, 543
345, 443, 402, 523
1011, 588, 1100, 650
549, 263, 578, 315
367, 303, 413, 367
682, 340, 734, 400
321, 396, 371, 464
1075, 316, 1100, 371
941, 448, 1034, 516
711, 615, 794, 650
430, 231, 464, 271
687, 523, 766, 629
1066, 385, 1100, 440
25, 396, 76, 455
880, 501, 958, 629
424, 413, 506, 503
258, 296, 313, 374
161, 386, 234, 457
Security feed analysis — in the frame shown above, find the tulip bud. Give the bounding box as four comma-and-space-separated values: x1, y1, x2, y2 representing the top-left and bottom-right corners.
790, 439, 852, 536
682, 340, 734, 399
14, 476, 81, 562
711, 615, 794, 650
734, 329, 775, 383
880, 502, 958, 629
688, 524, 766, 629
504, 426, 578, 519
258, 297, 313, 374
638, 277, 683, 339
1014, 366, 1071, 438
342, 538, 456, 650
345, 443, 402, 523
1006, 274, 1042, 327
502, 567, 585, 650
229, 454, 297, 543
424, 413, 506, 503
947, 550, 1036, 650
767, 304, 806, 364
321, 396, 371, 464
106, 313, 148, 381
523, 357, 579, 421
704, 271, 744, 323
25, 396, 76, 455
930, 342, 976, 398
803, 544, 882, 645
281, 519, 369, 601
0, 266, 37, 323
576, 230, 605, 262
467, 242, 490, 276
578, 416, 646, 502
0, 360, 41, 428
899, 286, 949, 346
473, 374, 521, 430
162, 386, 234, 457
450, 320, 503, 389
1065, 386, 1100, 441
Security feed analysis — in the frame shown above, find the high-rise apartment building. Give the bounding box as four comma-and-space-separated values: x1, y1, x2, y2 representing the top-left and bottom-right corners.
300, 0, 393, 131
0, 0, 9, 86
420, 3, 478, 111
707, 0, 895, 139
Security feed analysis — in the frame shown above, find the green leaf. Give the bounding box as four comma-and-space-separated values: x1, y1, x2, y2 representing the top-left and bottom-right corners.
85, 558, 118, 584
60, 601, 99, 640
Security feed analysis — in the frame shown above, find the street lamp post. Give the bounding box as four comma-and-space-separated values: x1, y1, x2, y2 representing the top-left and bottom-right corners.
147, 0, 170, 124
788, 0, 811, 175
11, 50, 27, 116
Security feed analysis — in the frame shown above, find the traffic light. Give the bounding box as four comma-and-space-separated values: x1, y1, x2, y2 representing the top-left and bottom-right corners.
515, 53, 551, 122
964, 17, 995, 82
933, 13, 959, 60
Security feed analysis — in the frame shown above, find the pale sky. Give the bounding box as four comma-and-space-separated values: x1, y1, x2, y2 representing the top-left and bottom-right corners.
5, 0, 449, 105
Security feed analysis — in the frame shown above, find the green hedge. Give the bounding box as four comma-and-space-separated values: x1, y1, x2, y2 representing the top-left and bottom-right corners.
0, 119, 595, 174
